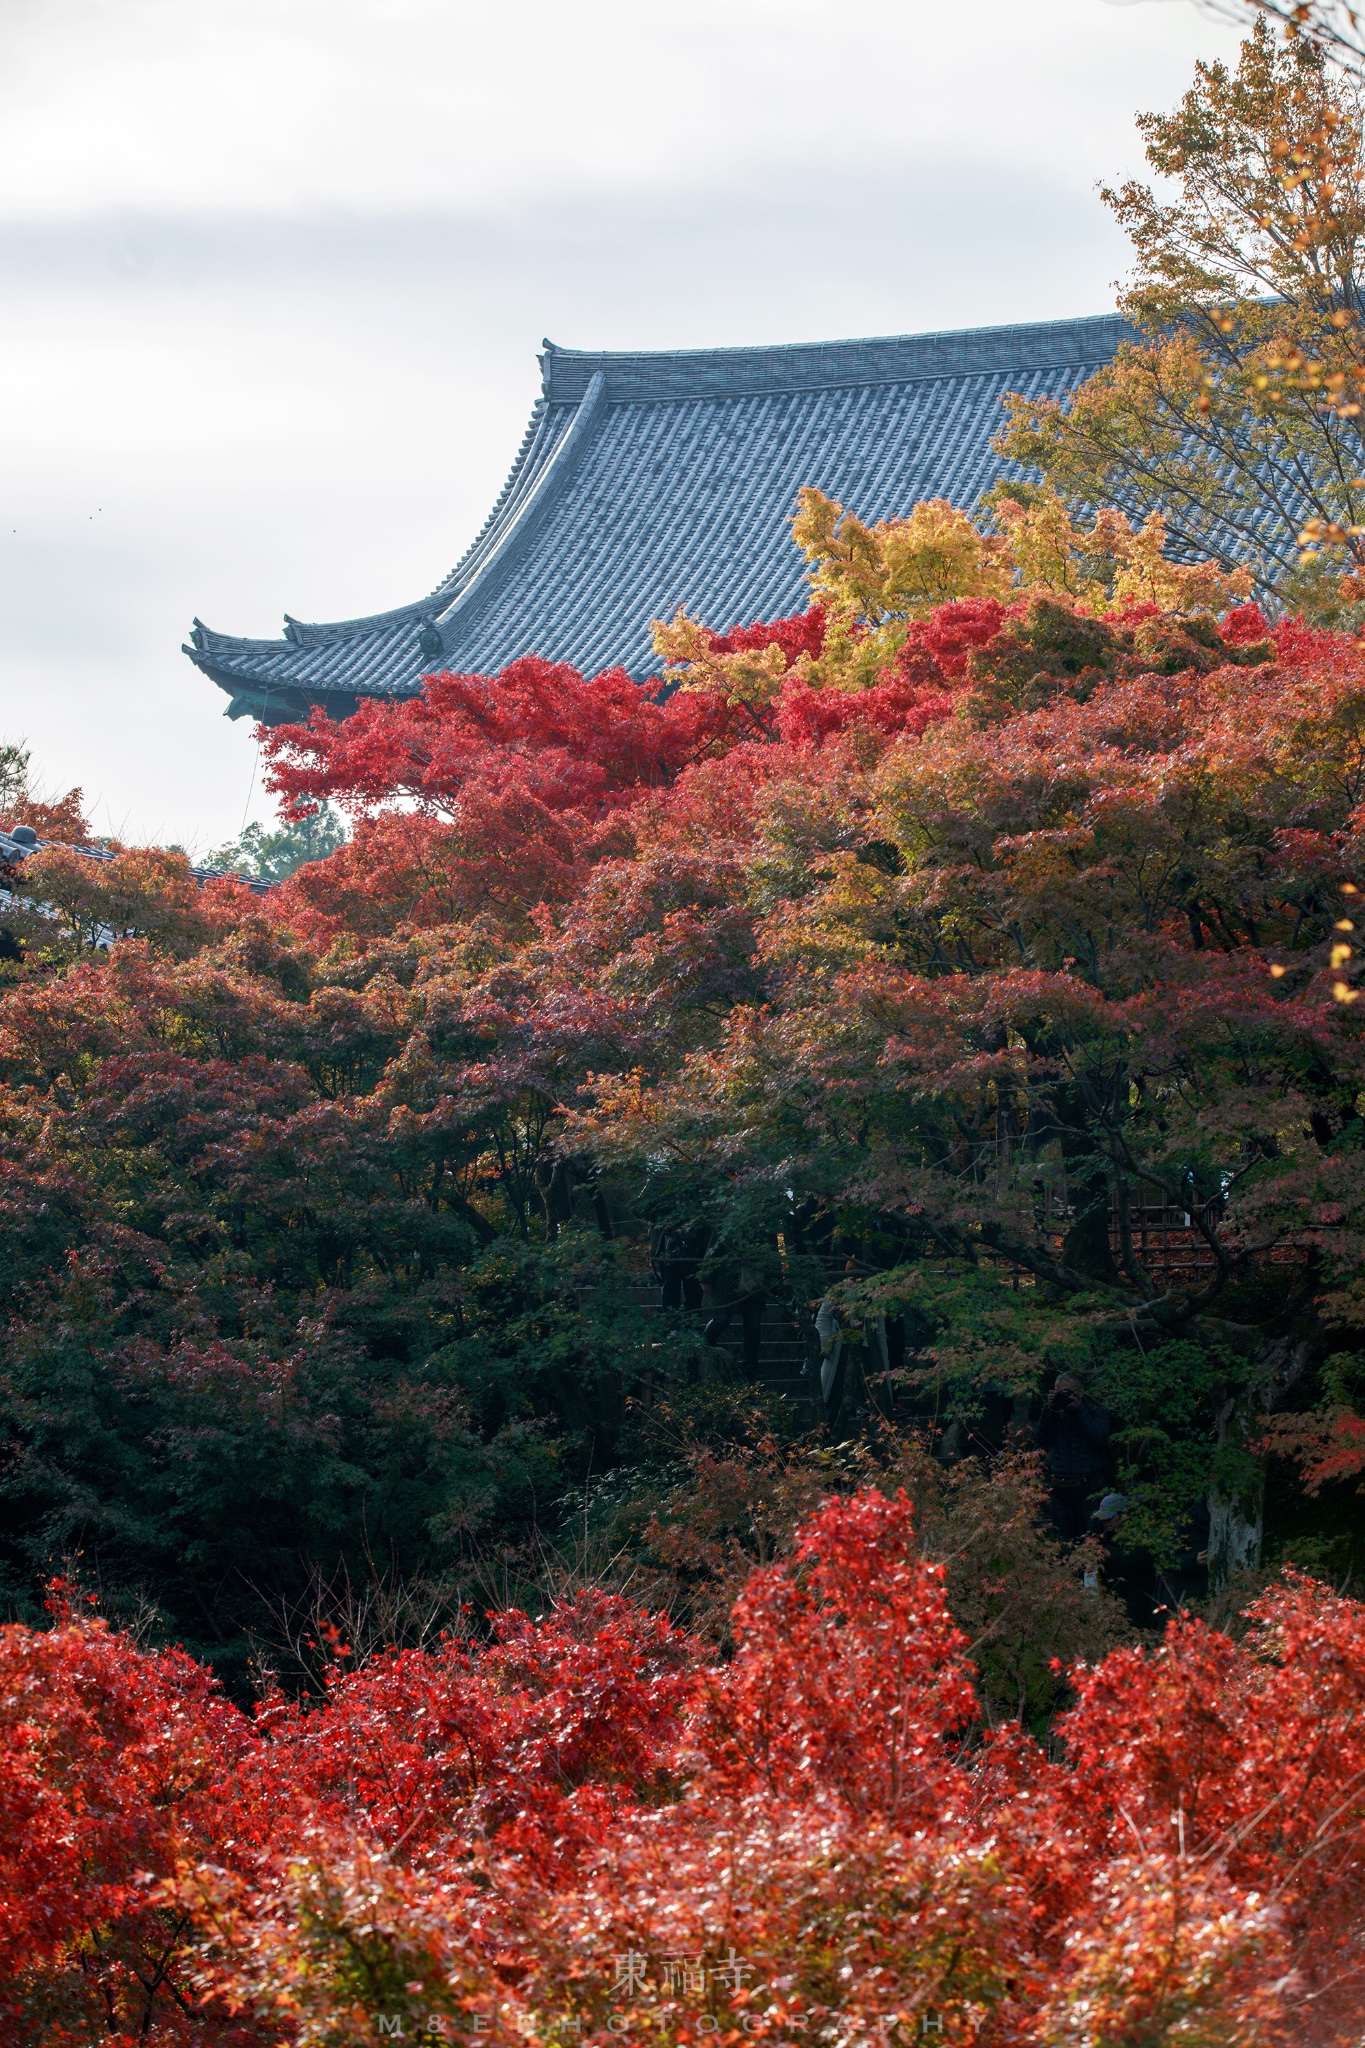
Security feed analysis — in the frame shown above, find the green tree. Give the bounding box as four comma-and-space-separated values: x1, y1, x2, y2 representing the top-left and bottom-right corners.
0, 741, 30, 817
206, 802, 347, 882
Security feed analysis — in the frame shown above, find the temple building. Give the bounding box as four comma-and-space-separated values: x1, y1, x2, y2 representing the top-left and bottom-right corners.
185, 314, 1133, 727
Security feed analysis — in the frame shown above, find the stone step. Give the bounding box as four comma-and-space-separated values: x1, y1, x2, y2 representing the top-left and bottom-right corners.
614, 1274, 819, 1412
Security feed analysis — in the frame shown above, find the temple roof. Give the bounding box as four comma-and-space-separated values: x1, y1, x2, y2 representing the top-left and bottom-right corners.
185, 313, 1135, 725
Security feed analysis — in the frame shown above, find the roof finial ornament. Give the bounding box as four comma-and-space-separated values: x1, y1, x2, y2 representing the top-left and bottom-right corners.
418, 623, 444, 661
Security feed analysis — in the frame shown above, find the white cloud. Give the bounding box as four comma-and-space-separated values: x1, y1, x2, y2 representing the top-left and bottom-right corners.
0, 0, 1232, 218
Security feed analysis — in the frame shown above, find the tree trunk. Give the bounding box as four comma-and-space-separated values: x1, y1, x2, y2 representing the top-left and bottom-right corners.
1206, 1458, 1265, 1591
1205, 1338, 1311, 1596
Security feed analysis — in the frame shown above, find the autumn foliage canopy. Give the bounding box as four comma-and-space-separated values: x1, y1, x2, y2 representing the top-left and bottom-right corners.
5, 481, 1365, 2041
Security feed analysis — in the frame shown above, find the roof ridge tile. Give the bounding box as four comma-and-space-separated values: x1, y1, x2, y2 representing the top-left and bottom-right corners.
539, 313, 1137, 403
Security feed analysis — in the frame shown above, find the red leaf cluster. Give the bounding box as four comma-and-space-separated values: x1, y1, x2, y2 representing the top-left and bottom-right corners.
699, 604, 828, 665
5, 1493, 1365, 2044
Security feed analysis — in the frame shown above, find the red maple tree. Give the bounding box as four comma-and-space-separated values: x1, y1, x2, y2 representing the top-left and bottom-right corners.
4, 1493, 1365, 2044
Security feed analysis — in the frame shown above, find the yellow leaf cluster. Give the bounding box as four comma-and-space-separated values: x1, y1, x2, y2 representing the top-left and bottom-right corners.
1109, 510, 1253, 612
994, 28, 1365, 615
654, 484, 1251, 705
651, 612, 791, 711
793, 489, 1016, 623
990, 494, 1251, 613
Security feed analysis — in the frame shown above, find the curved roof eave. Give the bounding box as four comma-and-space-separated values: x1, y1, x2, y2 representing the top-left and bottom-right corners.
183, 379, 578, 682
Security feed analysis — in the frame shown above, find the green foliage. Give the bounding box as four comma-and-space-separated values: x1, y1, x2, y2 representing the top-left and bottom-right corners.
831, 1273, 1234, 1567
0, 1246, 572, 1686
1089, 1338, 1231, 1566
1323, 1349, 1365, 1405
206, 802, 347, 882
0, 740, 30, 815
841, 1259, 1104, 1409
424, 1232, 658, 1467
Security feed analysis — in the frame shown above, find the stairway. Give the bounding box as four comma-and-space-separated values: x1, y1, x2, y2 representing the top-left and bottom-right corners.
690, 1292, 817, 1417
615, 1248, 819, 1424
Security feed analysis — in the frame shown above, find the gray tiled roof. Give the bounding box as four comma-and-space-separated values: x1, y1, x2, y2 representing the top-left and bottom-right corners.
185, 314, 1136, 725
0, 829, 273, 896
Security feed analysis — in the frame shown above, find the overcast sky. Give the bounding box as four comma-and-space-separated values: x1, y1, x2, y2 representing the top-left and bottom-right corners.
0, 0, 1241, 850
